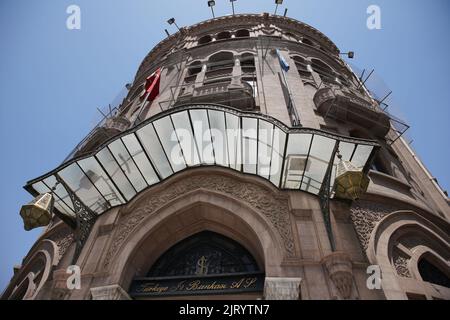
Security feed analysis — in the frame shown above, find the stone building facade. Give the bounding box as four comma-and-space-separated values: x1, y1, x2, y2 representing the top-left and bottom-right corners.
2, 13, 449, 300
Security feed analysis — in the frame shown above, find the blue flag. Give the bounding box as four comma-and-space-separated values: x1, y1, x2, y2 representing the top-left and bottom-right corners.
276, 49, 290, 72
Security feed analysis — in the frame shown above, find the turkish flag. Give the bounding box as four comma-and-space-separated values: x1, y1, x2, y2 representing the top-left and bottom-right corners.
141, 68, 161, 102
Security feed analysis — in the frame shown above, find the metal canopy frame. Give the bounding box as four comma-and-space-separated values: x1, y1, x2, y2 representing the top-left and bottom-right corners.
25, 104, 379, 256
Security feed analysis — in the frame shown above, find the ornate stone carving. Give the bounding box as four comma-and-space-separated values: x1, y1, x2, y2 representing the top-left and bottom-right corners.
49, 225, 74, 258
322, 252, 353, 300
393, 253, 411, 278
349, 200, 399, 250
264, 277, 302, 300
103, 173, 295, 268
90, 285, 131, 300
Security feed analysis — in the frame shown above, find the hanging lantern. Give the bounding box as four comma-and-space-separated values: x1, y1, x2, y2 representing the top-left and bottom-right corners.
334, 156, 370, 201
19, 193, 54, 231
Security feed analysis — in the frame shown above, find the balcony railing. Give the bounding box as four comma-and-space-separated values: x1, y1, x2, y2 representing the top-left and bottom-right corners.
314, 87, 391, 137
174, 79, 256, 111
204, 67, 233, 80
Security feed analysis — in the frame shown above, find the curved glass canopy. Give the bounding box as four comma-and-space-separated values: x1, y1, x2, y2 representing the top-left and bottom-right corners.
25, 104, 379, 216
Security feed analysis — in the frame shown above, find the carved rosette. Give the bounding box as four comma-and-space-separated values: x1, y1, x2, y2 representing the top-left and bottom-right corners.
322, 252, 353, 300
349, 200, 399, 251
103, 173, 295, 268
393, 253, 411, 278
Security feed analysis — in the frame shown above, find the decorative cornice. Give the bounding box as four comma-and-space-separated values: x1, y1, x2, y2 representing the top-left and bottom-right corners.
134, 13, 340, 83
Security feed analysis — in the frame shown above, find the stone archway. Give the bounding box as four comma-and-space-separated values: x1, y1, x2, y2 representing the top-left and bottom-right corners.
367, 210, 450, 300
88, 169, 304, 300
109, 190, 283, 291
4, 239, 60, 300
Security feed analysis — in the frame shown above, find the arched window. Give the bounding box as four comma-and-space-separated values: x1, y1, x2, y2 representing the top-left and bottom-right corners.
240, 53, 255, 74
418, 257, 450, 288
198, 35, 212, 45
292, 56, 312, 79
371, 156, 390, 174
216, 31, 232, 40
207, 51, 234, 71
185, 61, 202, 84
284, 32, 298, 42
235, 29, 250, 38
311, 59, 337, 85
187, 61, 202, 76
337, 74, 350, 87
148, 231, 261, 277
301, 38, 315, 46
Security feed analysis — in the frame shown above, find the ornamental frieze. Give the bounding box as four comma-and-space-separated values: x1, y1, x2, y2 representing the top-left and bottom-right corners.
103, 173, 295, 268
349, 200, 399, 251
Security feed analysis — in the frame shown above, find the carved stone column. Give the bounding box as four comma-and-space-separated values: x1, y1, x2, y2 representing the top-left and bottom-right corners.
90, 285, 131, 300
263, 277, 302, 300
322, 252, 353, 299
230, 58, 242, 88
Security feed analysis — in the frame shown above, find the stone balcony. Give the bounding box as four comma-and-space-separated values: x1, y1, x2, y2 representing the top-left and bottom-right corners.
175, 81, 256, 110
313, 87, 391, 137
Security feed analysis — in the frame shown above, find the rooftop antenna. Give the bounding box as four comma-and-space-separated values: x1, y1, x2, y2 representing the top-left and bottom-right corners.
230, 0, 237, 15
274, 0, 283, 15
208, 1, 216, 18
164, 29, 171, 37
283, 8, 288, 17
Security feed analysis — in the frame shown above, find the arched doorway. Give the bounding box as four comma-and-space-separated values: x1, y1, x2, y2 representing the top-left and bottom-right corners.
129, 231, 265, 299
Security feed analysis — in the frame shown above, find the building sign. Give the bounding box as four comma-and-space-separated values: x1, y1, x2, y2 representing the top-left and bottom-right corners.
129, 272, 265, 297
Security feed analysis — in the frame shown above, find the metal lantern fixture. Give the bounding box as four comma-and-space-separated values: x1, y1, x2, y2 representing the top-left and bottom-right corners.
19, 193, 54, 231
334, 154, 370, 200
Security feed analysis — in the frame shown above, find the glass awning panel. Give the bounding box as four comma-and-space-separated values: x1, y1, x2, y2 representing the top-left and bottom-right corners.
25, 104, 379, 216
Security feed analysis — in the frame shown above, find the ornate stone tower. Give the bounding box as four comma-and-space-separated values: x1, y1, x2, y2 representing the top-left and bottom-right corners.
3, 13, 449, 300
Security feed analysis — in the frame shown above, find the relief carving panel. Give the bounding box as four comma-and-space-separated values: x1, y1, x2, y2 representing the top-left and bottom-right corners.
103, 173, 295, 268
349, 200, 399, 251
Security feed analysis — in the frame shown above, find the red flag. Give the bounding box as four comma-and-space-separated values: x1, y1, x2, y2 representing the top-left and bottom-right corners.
141, 68, 161, 102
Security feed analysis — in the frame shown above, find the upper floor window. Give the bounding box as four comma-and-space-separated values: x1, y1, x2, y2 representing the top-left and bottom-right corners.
240, 53, 256, 74
185, 61, 202, 84
311, 59, 337, 85
292, 56, 312, 79
216, 31, 232, 40
235, 29, 250, 38
187, 61, 202, 76
198, 35, 212, 45
284, 32, 299, 42
207, 51, 234, 71
301, 38, 315, 47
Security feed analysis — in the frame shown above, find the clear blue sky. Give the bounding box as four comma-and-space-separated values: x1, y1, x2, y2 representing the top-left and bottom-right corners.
1, 0, 449, 291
